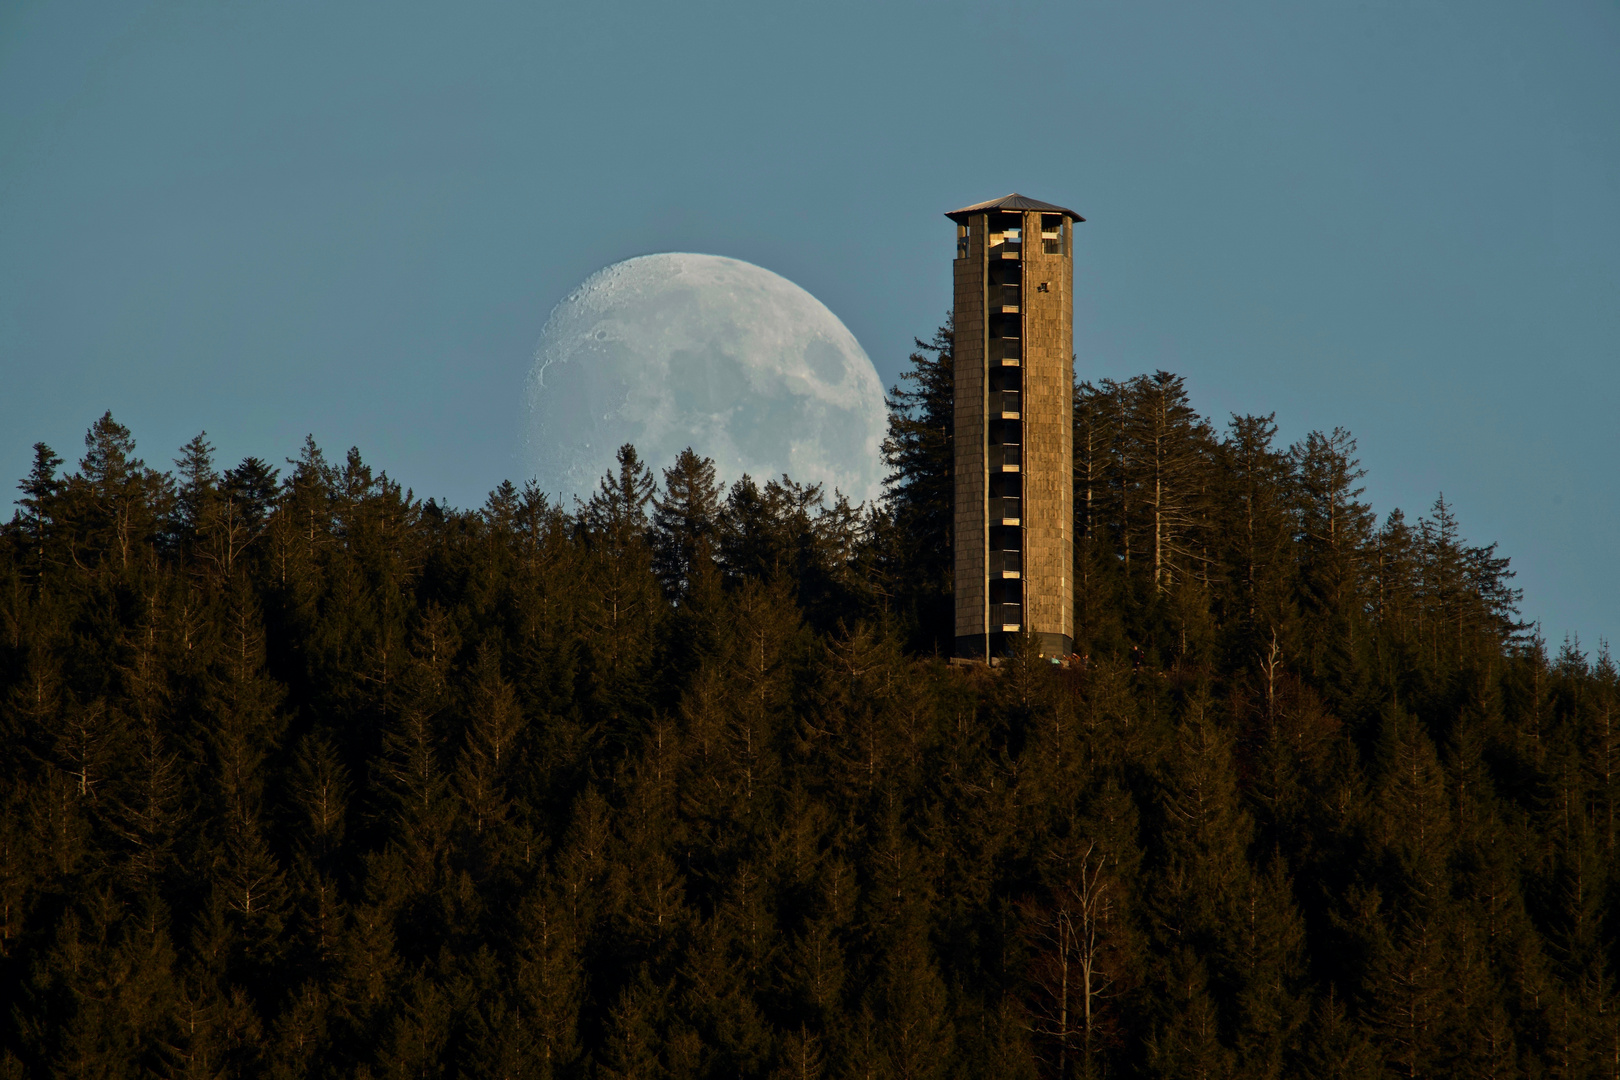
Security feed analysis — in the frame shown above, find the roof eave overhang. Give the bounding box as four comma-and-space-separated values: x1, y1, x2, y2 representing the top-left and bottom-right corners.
945, 193, 1085, 224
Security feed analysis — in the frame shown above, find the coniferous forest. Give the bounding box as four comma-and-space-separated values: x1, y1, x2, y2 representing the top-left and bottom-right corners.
3, 325, 1616, 1079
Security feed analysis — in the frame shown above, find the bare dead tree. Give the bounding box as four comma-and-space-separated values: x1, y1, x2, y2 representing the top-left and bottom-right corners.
1024, 842, 1118, 1079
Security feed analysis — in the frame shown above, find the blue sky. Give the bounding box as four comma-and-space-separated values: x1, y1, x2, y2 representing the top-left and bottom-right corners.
2, 0, 1617, 648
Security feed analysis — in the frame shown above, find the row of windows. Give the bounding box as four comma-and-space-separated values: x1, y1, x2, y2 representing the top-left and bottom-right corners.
956, 212, 1070, 259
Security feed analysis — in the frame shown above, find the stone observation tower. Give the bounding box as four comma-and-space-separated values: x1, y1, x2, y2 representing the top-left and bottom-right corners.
947, 193, 1083, 661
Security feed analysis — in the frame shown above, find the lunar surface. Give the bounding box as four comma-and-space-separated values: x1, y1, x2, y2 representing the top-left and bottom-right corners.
525, 253, 887, 505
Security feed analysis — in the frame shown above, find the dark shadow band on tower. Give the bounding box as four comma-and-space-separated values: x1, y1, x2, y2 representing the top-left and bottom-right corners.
947, 194, 1083, 662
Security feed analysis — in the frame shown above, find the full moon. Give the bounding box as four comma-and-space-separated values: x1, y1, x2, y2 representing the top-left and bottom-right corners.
525, 253, 887, 505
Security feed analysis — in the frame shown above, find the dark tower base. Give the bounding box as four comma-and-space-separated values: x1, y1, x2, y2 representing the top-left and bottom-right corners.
954, 633, 1074, 662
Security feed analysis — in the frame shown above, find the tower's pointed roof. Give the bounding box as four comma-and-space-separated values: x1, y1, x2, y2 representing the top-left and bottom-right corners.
945, 193, 1084, 224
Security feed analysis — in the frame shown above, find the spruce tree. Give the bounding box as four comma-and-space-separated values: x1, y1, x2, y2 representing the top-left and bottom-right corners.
881, 321, 955, 650
651, 447, 722, 601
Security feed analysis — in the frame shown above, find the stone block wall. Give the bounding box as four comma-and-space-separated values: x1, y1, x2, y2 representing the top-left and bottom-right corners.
1018, 211, 1075, 646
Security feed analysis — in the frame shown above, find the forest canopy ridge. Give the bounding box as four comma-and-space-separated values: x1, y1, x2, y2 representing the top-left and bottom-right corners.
1, 334, 1611, 1080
